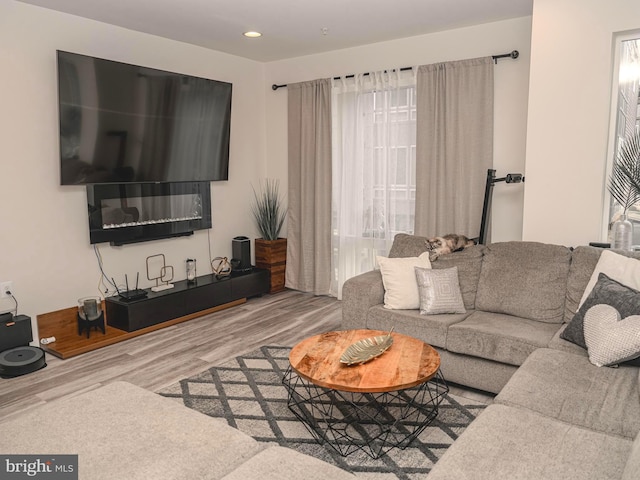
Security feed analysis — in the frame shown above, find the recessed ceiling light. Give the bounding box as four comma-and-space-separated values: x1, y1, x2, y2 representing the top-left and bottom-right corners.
243, 31, 262, 38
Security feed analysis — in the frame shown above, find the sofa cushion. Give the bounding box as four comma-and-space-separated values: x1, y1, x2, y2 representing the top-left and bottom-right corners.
415, 266, 466, 314
377, 252, 431, 309
366, 304, 469, 349
475, 242, 571, 323
0, 382, 266, 480
562, 273, 640, 349
388, 232, 430, 258
623, 430, 640, 480
221, 446, 354, 480
547, 325, 589, 357
495, 348, 640, 439
622, 371, 640, 480
583, 304, 640, 367
431, 244, 484, 310
564, 246, 604, 322
426, 404, 633, 480
446, 311, 560, 366
436, 348, 518, 394
565, 247, 640, 322
580, 249, 640, 306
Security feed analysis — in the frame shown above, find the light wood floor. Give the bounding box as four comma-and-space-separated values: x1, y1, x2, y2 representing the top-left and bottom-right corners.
0, 291, 492, 423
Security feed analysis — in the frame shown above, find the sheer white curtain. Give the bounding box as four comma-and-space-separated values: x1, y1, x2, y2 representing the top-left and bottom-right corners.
330, 69, 417, 298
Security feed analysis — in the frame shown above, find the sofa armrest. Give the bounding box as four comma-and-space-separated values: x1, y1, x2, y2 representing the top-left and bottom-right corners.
341, 270, 384, 330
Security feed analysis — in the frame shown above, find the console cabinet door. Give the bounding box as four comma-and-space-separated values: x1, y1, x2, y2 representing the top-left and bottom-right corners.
185, 278, 233, 314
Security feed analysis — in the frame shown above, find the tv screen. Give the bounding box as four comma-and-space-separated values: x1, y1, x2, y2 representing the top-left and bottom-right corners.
57, 51, 232, 184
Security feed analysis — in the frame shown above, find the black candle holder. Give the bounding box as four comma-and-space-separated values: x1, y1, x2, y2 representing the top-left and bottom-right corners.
77, 297, 106, 338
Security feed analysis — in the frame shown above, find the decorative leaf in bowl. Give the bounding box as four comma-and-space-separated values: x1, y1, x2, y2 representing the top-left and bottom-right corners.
340, 331, 394, 366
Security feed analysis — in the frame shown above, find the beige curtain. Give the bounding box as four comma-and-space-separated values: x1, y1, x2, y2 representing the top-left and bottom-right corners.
414, 57, 494, 238
286, 79, 332, 294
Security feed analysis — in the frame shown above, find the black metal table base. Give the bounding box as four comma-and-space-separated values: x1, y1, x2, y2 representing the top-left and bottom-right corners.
282, 367, 448, 459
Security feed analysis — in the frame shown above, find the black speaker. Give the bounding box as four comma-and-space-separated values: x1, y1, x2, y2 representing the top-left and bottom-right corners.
232, 236, 252, 272
0, 314, 33, 352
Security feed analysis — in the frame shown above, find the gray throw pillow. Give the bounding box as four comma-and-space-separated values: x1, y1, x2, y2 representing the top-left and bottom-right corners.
415, 266, 466, 315
561, 273, 640, 349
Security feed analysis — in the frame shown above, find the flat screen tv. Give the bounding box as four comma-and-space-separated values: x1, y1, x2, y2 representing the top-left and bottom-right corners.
57, 51, 232, 184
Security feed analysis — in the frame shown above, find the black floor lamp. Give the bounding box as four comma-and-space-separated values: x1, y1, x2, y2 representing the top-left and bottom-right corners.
478, 169, 524, 245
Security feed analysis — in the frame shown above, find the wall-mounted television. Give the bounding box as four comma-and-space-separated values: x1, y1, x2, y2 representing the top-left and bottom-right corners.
57, 51, 232, 184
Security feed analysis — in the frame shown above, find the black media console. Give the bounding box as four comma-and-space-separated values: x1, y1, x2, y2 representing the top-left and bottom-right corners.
105, 268, 270, 332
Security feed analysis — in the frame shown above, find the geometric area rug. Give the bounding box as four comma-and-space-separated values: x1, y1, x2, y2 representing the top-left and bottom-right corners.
158, 346, 486, 480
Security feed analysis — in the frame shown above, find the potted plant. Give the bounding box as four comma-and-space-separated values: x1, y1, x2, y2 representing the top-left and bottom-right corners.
608, 131, 640, 250
251, 179, 287, 293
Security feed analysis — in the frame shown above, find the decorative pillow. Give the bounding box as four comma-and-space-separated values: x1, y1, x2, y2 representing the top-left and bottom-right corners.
561, 273, 640, 349
377, 252, 431, 310
583, 304, 640, 367
415, 266, 466, 315
579, 250, 640, 307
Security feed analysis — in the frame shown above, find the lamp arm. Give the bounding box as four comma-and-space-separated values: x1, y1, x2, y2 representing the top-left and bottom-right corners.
478, 169, 525, 245
478, 169, 496, 245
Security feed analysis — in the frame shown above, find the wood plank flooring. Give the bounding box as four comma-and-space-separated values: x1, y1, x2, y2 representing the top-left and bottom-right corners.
37, 299, 247, 359
0, 291, 492, 423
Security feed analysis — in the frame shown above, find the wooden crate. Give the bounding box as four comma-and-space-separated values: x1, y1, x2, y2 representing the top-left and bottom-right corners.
255, 238, 287, 293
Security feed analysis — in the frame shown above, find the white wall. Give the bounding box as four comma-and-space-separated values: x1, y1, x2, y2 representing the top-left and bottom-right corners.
523, 0, 640, 246
264, 16, 532, 243
0, 1, 267, 321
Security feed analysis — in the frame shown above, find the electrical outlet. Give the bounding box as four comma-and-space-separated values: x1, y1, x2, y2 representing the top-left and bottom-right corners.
1, 281, 13, 299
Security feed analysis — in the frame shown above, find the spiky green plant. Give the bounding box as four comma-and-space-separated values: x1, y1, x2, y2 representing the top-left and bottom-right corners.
251, 179, 287, 240
609, 131, 640, 214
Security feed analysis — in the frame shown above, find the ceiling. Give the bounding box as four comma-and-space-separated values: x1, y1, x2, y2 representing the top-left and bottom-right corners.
17, 0, 533, 62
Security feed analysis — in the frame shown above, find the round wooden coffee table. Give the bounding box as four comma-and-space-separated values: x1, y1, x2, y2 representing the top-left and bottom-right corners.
282, 329, 448, 458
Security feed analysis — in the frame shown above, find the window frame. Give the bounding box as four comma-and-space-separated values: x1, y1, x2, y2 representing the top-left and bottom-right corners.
602, 31, 640, 244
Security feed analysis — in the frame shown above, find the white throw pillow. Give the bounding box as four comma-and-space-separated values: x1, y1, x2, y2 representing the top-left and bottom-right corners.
579, 250, 640, 307
583, 303, 640, 367
377, 252, 431, 310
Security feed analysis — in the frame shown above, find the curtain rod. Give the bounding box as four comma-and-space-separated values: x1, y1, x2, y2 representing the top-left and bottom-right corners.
271, 50, 519, 91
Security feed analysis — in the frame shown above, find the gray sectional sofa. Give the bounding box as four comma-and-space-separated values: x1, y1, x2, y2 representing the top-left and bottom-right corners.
0, 381, 355, 480
342, 233, 640, 479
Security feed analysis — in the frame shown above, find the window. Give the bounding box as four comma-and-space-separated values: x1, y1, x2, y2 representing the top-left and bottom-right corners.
331, 71, 416, 297
606, 36, 640, 246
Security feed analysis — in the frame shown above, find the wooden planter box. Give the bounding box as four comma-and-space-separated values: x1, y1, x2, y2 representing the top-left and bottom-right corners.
255, 238, 287, 293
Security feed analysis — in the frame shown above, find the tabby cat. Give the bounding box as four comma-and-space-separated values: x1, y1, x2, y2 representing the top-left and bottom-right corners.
425, 234, 476, 261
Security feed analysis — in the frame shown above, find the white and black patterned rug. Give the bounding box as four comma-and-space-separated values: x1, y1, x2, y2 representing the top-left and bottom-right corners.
158, 346, 485, 479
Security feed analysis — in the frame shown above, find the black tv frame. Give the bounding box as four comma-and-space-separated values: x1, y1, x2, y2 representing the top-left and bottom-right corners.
57, 50, 232, 185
